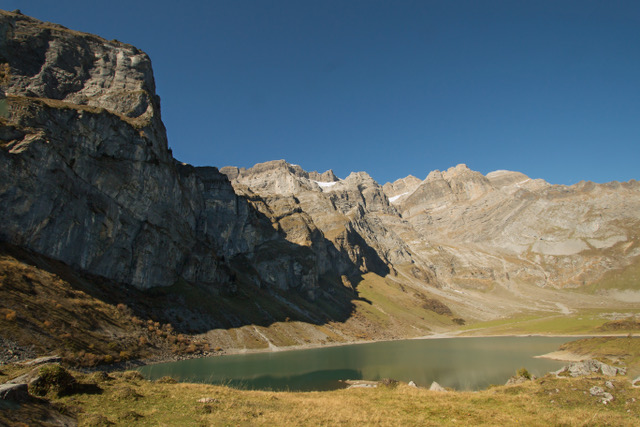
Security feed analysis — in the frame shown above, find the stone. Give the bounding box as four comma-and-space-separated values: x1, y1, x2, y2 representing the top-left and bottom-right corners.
19, 355, 61, 366
429, 381, 447, 392
505, 376, 529, 386
0, 382, 29, 401
590, 386, 614, 404
554, 360, 625, 378
408, 381, 417, 388
197, 397, 218, 403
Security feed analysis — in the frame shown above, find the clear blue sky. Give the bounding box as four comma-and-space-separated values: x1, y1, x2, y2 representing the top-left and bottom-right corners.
7, 1, 640, 185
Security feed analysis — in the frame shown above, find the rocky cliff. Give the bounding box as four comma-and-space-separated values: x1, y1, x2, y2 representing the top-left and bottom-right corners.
1, 10, 639, 353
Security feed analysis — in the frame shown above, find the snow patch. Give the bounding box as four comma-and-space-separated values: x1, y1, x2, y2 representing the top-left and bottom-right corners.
389, 192, 409, 203
313, 180, 338, 188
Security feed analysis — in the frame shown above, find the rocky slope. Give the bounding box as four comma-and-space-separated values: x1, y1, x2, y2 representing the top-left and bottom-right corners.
1, 10, 639, 354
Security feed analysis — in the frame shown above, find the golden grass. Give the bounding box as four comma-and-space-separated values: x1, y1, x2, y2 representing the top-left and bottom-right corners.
19, 371, 632, 426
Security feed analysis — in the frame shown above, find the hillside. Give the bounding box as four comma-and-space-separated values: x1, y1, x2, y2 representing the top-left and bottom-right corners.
1, 8, 640, 360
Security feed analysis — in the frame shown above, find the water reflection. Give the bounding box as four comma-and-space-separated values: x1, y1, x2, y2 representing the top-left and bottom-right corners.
138, 336, 575, 391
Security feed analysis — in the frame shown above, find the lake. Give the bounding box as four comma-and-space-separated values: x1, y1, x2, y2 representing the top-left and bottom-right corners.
137, 336, 577, 391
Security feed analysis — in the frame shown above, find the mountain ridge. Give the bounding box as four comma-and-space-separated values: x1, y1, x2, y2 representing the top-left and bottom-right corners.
1, 9, 639, 356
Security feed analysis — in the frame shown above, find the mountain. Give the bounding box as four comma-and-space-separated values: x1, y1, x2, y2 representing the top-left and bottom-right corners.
1, 10, 639, 358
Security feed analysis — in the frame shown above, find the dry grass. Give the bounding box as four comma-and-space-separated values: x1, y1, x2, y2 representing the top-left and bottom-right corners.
0, 243, 209, 367
16, 371, 633, 426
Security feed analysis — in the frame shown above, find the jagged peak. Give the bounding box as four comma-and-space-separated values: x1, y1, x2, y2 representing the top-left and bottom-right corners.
309, 169, 339, 182
383, 175, 422, 201
344, 171, 379, 185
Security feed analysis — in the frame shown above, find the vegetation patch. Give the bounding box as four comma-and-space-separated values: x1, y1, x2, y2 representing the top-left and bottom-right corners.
29, 364, 76, 397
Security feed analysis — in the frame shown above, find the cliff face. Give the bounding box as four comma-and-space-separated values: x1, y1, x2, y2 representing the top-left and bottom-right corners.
0, 10, 355, 303
2, 10, 640, 352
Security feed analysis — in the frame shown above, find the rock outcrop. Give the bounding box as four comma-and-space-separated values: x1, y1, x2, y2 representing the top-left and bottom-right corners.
0, 11, 354, 302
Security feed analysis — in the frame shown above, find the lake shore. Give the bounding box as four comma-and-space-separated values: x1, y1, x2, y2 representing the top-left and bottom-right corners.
127, 331, 633, 372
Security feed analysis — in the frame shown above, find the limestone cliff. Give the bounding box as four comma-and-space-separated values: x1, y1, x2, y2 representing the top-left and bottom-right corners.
0, 10, 356, 306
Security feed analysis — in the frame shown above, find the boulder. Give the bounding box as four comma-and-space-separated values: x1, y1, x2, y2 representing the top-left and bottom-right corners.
590, 386, 614, 404
19, 355, 62, 366
429, 381, 447, 392
554, 359, 625, 377
0, 382, 29, 402
408, 381, 417, 388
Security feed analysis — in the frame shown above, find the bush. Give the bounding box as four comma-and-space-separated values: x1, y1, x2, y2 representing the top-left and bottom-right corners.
30, 364, 76, 397
516, 367, 531, 380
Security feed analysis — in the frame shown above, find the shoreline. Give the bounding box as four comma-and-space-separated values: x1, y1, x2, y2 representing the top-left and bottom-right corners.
131, 331, 632, 369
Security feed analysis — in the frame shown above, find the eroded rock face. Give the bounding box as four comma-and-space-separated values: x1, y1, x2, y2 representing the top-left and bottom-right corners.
0, 10, 351, 297
388, 163, 640, 291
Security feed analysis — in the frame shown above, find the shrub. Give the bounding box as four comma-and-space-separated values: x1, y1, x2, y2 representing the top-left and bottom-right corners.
516, 367, 531, 380
30, 364, 76, 397
116, 303, 132, 316
5, 309, 17, 321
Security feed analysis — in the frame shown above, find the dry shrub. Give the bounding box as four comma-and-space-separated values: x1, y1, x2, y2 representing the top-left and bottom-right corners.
116, 303, 132, 316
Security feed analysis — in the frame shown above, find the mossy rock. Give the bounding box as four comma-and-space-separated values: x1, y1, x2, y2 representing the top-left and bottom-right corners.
29, 364, 76, 397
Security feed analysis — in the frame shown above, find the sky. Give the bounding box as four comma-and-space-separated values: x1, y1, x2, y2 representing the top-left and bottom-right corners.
6, 1, 640, 185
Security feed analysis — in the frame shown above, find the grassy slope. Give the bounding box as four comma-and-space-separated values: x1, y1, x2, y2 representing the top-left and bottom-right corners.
559, 336, 640, 373
458, 308, 640, 337
0, 243, 212, 366
1, 365, 639, 426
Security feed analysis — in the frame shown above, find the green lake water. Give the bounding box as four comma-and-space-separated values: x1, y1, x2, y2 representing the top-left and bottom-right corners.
137, 336, 578, 391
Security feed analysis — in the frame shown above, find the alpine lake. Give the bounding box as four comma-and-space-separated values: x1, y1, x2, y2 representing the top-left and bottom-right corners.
137, 336, 578, 391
